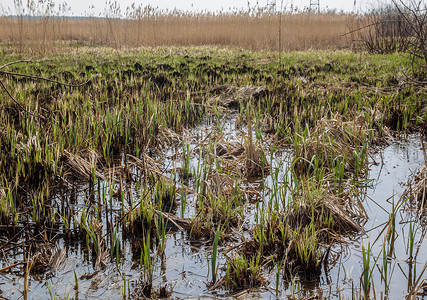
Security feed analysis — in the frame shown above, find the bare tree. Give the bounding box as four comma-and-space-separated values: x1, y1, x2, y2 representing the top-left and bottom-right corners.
354, 0, 427, 79
392, 0, 427, 68
357, 4, 411, 54
392, 0, 427, 80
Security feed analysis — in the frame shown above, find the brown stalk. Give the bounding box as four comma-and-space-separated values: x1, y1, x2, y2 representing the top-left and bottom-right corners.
23, 246, 36, 300
0, 261, 24, 273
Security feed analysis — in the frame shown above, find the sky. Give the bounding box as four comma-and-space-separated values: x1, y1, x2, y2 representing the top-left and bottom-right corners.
0, 0, 383, 17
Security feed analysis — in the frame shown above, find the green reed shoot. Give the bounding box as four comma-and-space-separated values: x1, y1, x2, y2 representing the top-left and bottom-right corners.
211, 226, 221, 283
181, 142, 192, 179
382, 247, 389, 294
46, 280, 56, 300
122, 275, 127, 299
155, 215, 168, 255
140, 232, 153, 283
180, 189, 187, 218
275, 259, 282, 296
361, 240, 371, 298
111, 225, 121, 268
74, 270, 79, 290
408, 221, 418, 262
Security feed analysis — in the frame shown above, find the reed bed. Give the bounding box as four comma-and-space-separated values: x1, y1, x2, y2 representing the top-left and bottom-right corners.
0, 9, 355, 53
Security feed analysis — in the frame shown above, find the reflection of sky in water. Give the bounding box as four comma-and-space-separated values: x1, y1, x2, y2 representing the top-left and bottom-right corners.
368, 138, 425, 218
326, 135, 427, 299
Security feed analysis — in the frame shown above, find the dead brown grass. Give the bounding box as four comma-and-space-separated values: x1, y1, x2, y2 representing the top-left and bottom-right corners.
0, 11, 355, 52
63, 149, 105, 181
402, 164, 427, 215
293, 115, 371, 174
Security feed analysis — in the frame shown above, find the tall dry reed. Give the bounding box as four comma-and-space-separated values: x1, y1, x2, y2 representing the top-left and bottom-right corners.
0, 7, 355, 53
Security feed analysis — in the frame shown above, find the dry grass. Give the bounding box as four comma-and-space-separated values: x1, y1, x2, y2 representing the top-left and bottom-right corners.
286, 189, 363, 233
207, 85, 268, 108
293, 115, 371, 175
63, 149, 105, 181
402, 164, 427, 215
0, 11, 355, 52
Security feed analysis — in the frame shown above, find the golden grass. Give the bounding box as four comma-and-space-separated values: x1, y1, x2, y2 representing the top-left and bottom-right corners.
0, 11, 355, 52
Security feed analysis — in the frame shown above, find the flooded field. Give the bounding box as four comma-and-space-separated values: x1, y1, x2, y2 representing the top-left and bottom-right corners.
0, 47, 426, 299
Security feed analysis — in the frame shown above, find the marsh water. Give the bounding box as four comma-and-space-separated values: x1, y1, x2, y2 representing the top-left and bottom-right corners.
0, 113, 426, 299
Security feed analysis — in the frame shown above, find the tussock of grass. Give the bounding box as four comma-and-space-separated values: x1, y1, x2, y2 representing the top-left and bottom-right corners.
286, 185, 362, 233
157, 125, 182, 148
126, 177, 178, 235
189, 191, 244, 240
246, 116, 268, 177
235, 181, 363, 279
189, 121, 270, 240
28, 246, 66, 275
208, 140, 268, 179
223, 253, 266, 291
207, 85, 268, 108
293, 114, 370, 175
63, 149, 104, 181
213, 134, 244, 158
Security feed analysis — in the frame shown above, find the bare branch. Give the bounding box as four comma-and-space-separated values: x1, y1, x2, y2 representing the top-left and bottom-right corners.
0, 70, 98, 87
0, 60, 40, 70
0, 79, 46, 120
339, 19, 406, 38
0, 60, 99, 120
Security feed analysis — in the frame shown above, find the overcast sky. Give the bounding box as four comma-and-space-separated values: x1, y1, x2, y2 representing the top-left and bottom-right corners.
0, 0, 384, 16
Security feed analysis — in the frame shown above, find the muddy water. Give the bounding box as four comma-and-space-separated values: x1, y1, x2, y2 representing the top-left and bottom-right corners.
0, 114, 426, 299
